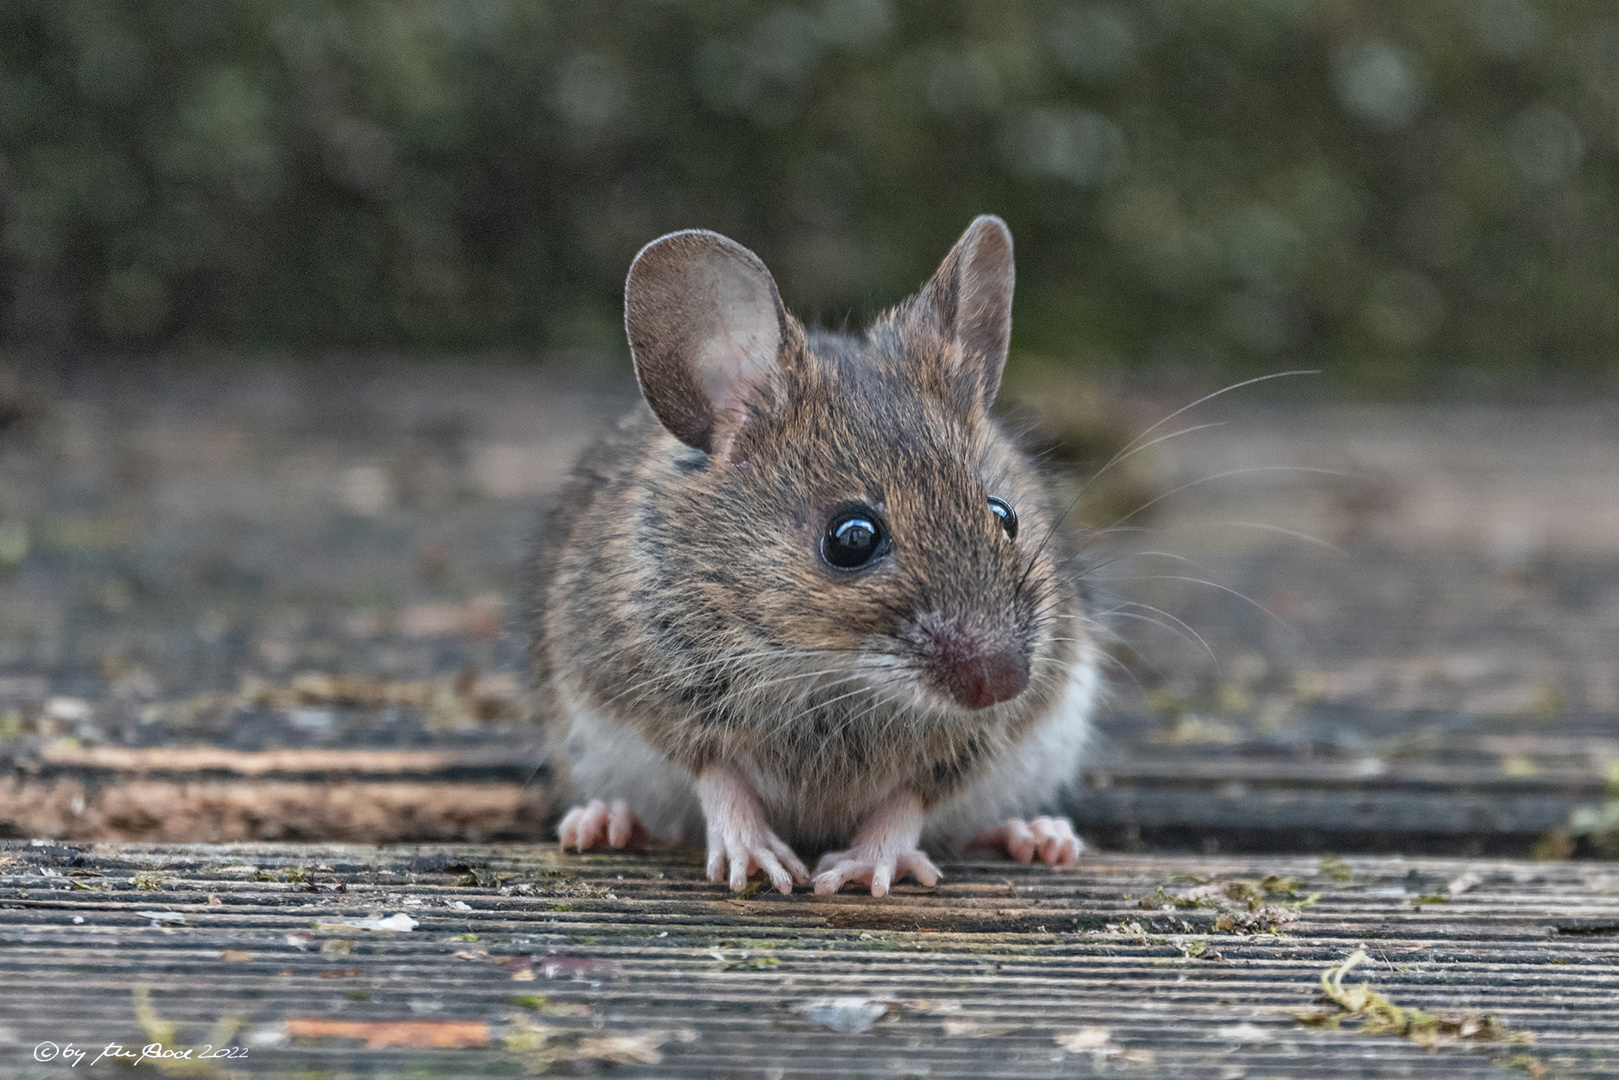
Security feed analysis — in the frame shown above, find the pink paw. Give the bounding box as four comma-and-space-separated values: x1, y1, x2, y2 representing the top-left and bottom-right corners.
697, 762, 809, 895
812, 847, 941, 897
706, 812, 808, 895
557, 799, 652, 852
969, 816, 1084, 866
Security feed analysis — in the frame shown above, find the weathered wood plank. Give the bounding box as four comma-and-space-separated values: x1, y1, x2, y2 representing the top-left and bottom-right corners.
2, 841, 1615, 1078
7, 726, 1612, 853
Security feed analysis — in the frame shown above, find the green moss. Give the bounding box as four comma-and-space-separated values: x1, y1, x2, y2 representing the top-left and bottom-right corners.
1318, 855, 1353, 883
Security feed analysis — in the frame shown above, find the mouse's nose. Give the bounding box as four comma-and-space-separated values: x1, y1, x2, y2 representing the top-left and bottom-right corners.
927, 620, 1030, 709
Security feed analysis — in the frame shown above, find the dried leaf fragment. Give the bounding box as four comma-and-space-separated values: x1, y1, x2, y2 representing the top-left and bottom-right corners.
1296, 950, 1535, 1050
285, 1018, 490, 1049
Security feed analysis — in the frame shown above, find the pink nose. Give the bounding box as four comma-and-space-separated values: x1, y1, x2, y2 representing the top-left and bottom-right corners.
935, 632, 1029, 709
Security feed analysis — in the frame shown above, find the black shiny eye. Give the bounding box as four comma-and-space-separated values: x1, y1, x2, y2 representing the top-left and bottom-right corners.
988, 496, 1018, 541
821, 506, 889, 570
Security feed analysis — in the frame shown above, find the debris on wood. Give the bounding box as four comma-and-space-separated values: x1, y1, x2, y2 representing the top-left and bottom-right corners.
131, 986, 244, 1077
792, 997, 899, 1034
502, 1017, 681, 1071
4, 843, 1612, 1076
1318, 855, 1353, 882
1055, 1025, 1112, 1052
311, 912, 417, 932
1140, 873, 1316, 934
941, 1018, 1017, 1037
1176, 936, 1223, 960
135, 910, 186, 926
284, 1017, 490, 1049
1295, 950, 1535, 1050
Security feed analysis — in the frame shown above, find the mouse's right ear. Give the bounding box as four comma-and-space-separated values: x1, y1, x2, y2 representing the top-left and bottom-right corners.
624, 229, 789, 457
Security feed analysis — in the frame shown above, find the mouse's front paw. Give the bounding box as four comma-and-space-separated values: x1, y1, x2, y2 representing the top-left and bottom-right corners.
812, 847, 941, 898
706, 816, 809, 895
557, 799, 652, 852
969, 816, 1084, 866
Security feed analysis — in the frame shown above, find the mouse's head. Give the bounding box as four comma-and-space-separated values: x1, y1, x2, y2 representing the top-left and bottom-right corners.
623, 216, 1081, 719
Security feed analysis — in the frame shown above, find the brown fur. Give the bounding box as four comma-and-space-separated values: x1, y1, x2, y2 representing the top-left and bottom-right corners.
530, 218, 1097, 852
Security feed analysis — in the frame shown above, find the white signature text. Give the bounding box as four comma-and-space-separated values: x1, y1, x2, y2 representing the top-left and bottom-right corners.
33, 1042, 248, 1067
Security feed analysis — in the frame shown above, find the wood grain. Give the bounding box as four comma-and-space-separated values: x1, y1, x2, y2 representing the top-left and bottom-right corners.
2, 840, 1615, 1077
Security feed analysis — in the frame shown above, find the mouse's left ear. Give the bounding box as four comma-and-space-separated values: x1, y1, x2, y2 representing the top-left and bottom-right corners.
914, 215, 1015, 411
625, 229, 792, 457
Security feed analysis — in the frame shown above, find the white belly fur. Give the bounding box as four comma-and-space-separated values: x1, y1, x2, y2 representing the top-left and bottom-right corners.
558, 644, 1099, 852
921, 643, 1099, 849
558, 689, 705, 844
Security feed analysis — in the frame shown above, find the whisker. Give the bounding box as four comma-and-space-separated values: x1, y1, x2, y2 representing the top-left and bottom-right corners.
1107, 465, 1353, 530
1092, 646, 1151, 693
1022, 373, 1318, 580
1085, 421, 1227, 487
1102, 369, 1319, 469
1208, 520, 1348, 554
597, 647, 853, 708
1132, 573, 1306, 642
1107, 602, 1219, 669
741, 665, 862, 697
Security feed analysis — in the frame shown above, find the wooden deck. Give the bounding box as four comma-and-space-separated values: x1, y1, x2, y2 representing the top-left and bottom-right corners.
3, 840, 1616, 1078
3, 363, 1618, 1075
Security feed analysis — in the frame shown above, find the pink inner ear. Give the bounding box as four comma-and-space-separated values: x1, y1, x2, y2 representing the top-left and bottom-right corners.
911, 216, 1016, 411
956, 219, 1014, 398
693, 259, 781, 439
625, 228, 785, 455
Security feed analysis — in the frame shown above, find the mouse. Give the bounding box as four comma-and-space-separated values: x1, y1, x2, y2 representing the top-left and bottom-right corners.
530, 215, 1101, 896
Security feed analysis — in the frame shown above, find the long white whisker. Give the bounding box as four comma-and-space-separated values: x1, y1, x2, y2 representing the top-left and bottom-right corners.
1109, 602, 1219, 669
1210, 520, 1347, 554
1085, 421, 1226, 486
1102, 369, 1319, 469
1108, 465, 1353, 530
1132, 573, 1305, 642
598, 647, 843, 708
742, 665, 861, 697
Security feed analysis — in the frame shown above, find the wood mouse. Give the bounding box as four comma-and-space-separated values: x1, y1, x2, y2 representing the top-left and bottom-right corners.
531, 215, 1100, 896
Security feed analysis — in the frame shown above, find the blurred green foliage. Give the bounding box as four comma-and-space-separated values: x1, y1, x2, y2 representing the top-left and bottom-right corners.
2, 0, 1617, 385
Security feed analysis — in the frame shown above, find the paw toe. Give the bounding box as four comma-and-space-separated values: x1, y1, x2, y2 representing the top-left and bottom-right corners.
1029, 816, 1083, 866
558, 799, 650, 853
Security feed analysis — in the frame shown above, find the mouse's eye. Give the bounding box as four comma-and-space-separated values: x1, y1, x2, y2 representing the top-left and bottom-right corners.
822, 506, 890, 570
988, 497, 1018, 541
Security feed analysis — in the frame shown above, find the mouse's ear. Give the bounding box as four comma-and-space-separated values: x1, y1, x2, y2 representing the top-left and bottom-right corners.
914, 215, 1015, 410
625, 229, 789, 456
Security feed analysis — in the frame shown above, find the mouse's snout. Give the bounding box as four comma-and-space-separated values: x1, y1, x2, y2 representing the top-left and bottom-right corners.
920, 614, 1030, 709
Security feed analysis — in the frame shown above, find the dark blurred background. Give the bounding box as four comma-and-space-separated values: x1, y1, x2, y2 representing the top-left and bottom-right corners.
3, 0, 1617, 391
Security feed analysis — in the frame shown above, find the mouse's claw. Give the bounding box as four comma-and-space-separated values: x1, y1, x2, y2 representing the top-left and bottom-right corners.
968, 815, 1084, 866
810, 788, 938, 897
812, 847, 941, 897
706, 821, 807, 895
696, 763, 808, 894
557, 799, 652, 852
